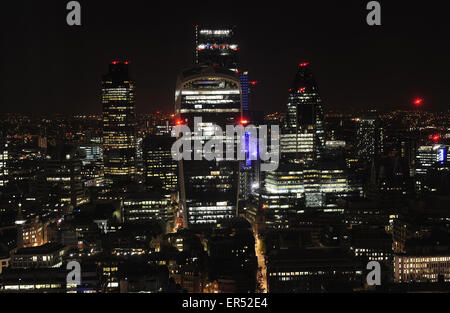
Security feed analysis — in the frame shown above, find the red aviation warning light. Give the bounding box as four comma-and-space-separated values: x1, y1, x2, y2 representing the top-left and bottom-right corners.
299, 62, 309, 67
239, 119, 249, 125
430, 134, 441, 142
250, 81, 258, 86
298, 87, 306, 92
414, 98, 424, 107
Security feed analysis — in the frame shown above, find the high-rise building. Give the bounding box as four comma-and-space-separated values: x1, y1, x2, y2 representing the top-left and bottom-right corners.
78, 144, 102, 166
194, 26, 259, 201
143, 135, 177, 192
414, 144, 450, 194
356, 118, 384, 161
415, 144, 449, 175
78, 144, 104, 187
238, 127, 261, 201
239, 71, 250, 111
123, 192, 172, 223
282, 63, 325, 165
194, 25, 238, 72
35, 145, 89, 208
260, 163, 349, 227
102, 61, 137, 186
175, 65, 242, 227
0, 136, 8, 188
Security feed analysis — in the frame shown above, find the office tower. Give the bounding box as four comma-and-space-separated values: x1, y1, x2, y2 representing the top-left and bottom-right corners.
394, 230, 450, 283
102, 61, 137, 186
239, 71, 250, 111
260, 163, 349, 227
415, 144, 449, 175
143, 135, 177, 192
282, 63, 325, 165
356, 118, 384, 161
78, 144, 102, 166
78, 144, 104, 187
123, 192, 172, 223
414, 144, 450, 194
238, 129, 261, 200
194, 25, 238, 72
175, 65, 242, 227
266, 247, 363, 292
394, 254, 450, 283
0, 136, 8, 188
35, 145, 88, 208
194, 25, 259, 201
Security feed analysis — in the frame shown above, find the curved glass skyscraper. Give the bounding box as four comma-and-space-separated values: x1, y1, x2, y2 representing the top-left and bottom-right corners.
282, 62, 325, 165
175, 65, 242, 228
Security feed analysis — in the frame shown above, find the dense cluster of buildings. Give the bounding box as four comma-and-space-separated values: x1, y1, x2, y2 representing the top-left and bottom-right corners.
0, 25, 450, 293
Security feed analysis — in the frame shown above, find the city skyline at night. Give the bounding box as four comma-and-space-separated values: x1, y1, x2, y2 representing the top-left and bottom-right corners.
2, 0, 450, 304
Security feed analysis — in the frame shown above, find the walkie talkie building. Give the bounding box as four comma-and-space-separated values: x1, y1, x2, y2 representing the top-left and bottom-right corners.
175, 65, 242, 228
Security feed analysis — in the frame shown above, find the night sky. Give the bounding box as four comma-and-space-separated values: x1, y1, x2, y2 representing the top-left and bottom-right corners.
1, 0, 450, 114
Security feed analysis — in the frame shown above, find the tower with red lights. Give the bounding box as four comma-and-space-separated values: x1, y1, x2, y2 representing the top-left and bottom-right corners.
282, 62, 325, 165
102, 61, 137, 186
175, 65, 242, 228
194, 25, 239, 72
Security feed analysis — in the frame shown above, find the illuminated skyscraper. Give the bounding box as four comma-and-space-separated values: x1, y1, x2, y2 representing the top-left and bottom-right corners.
239, 71, 250, 111
194, 25, 239, 72
0, 135, 8, 188
194, 26, 258, 200
35, 145, 89, 208
102, 61, 137, 186
356, 118, 384, 161
282, 63, 325, 165
175, 65, 242, 227
143, 135, 177, 192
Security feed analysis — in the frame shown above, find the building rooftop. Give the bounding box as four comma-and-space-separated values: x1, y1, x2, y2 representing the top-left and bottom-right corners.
15, 242, 65, 255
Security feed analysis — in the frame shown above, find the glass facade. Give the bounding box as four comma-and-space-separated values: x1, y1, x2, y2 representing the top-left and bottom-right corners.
102, 62, 137, 186
356, 118, 384, 161
195, 25, 238, 72
175, 66, 242, 227
283, 63, 325, 165
143, 135, 177, 192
